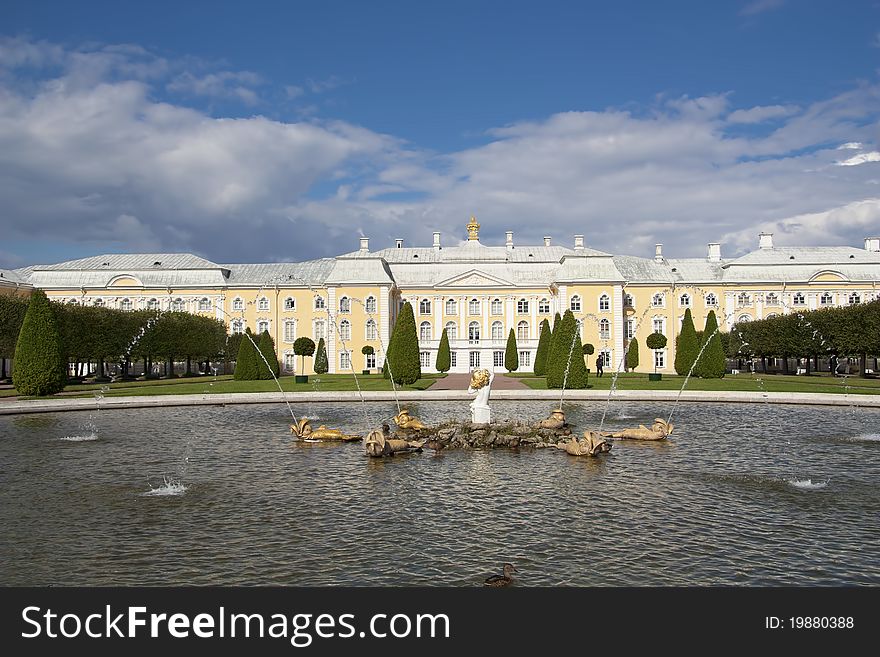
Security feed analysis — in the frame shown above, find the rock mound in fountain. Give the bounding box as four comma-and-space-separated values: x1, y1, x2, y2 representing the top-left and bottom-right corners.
413, 419, 575, 450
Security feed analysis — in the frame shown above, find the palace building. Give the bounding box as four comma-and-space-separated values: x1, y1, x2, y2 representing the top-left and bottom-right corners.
9, 219, 880, 375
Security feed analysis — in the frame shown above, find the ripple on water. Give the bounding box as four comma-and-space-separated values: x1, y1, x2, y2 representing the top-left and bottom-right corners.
142, 477, 188, 497
787, 478, 829, 490
60, 433, 98, 442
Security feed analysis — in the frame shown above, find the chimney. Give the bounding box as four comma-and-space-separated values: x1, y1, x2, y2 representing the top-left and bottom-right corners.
433, 232, 441, 251
395, 238, 403, 249
359, 237, 369, 252
707, 243, 721, 262
865, 237, 880, 252
759, 232, 774, 249
574, 235, 584, 251
505, 231, 514, 251
543, 236, 552, 247
654, 244, 664, 263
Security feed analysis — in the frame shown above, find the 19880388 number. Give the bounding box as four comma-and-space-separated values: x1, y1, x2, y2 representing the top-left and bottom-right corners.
790, 617, 853, 629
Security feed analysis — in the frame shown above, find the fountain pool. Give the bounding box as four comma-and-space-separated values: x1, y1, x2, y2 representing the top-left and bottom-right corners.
0, 401, 878, 586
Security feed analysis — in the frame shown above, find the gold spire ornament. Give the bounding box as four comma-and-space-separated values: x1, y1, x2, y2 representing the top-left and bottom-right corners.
466, 215, 480, 241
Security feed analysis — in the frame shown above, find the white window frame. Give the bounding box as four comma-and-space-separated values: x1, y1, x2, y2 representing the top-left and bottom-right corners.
232, 297, 244, 311
365, 296, 377, 313
284, 297, 296, 311
340, 351, 351, 371
468, 321, 480, 343
284, 320, 296, 343
517, 298, 529, 314
339, 319, 351, 341
493, 351, 505, 368
654, 349, 666, 369
598, 294, 610, 312
257, 320, 269, 334
517, 320, 529, 340
419, 298, 432, 315
491, 321, 504, 341
679, 293, 691, 308
538, 298, 550, 314
365, 319, 377, 340
820, 292, 833, 306
444, 321, 457, 340
445, 298, 457, 315
258, 297, 270, 312
419, 321, 432, 342
491, 298, 503, 315
171, 298, 184, 312
793, 292, 806, 306
469, 298, 481, 315
599, 318, 610, 340
313, 320, 326, 341
519, 351, 531, 368
314, 295, 326, 310
652, 293, 665, 308
848, 292, 861, 305
570, 295, 581, 312
705, 293, 717, 307
339, 297, 351, 313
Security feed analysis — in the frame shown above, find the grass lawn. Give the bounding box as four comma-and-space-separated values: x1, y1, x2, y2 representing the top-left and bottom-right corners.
1, 373, 446, 399
512, 372, 880, 395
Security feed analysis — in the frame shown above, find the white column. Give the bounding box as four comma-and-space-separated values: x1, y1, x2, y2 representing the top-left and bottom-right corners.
559, 285, 568, 314
505, 295, 514, 337
808, 293, 817, 311
756, 294, 764, 320
434, 294, 442, 344
327, 288, 337, 374
725, 293, 735, 329
613, 285, 625, 372
379, 286, 390, 367
529, 295, 538, 339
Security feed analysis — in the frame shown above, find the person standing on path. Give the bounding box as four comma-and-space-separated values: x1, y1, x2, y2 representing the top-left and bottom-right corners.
596, 356, 604, 378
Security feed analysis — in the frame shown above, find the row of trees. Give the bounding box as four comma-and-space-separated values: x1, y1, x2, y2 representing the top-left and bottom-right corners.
672, 308, 726, 378
5, 290, 230, 395
727, 300, 880, 376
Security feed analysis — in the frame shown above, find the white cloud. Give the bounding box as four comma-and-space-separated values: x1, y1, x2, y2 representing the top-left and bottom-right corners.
740, 0, 786, 17
167, 70, 263, 105
835, 151, 880, 167
0, 37, 879, 269
727, 104, 799, 124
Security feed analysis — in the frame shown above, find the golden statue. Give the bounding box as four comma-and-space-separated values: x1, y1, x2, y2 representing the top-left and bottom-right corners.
556, 431, 612, 456
393, 409, 427, 431
601, 418, 673, 441
365, 423, 427, 457
466, 215, 480, 241
290, 418, 361, 442
537, 408, 566, 430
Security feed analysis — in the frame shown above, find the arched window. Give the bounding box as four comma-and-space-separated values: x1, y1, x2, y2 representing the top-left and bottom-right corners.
171, 298, 183, 312
284, 320, 296, 342
705, 293, 717, 307
599, 294, 610, 312
257, 320, 269, 334
468, 321, 480, 342
121, 298, 132, 311
365, 296, 377, 313
793, 292, 806, 306
147, 298, 159, 310
517, 298, 529, 314
199, 297, 211, 311
469, 298, 480, 315
765, 292, 779, 306
232, 297, 243, 311
284, 297, 295, 311
419, 298, 431, 315
365, 319, 377, 340
517, 320, 529, 340
738, 314, 751, 323
339, 296, 350, 313
313, 320, 326, 341
766, 313, 779, 319
737, 292, 751, 307
93, 298, 105, 307
231, 319, 244, 334
624, 293, 634, 308
258, 297, 269, 311
445, 298, 457, 315
652, 293, 664, 308
820, 292, 833, 306
538, 298, 550, 313
314, 295, 326, 310
419, 321, 432, 341
444, 321, 457, 340
679, 294, 691, 308
848, 292, 861, 305
491, 298, 503, 315
339, 320, 351, 341
599, 319, 610, 340
570, 295, 581, 312
491, 321, 504, 340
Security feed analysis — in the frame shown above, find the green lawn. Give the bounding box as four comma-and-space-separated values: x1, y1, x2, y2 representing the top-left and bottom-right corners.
512, 372, 880, 395
1, 373, 445, 399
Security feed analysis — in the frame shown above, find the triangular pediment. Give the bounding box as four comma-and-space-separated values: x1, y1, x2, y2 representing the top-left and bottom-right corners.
435, 269, 515, 289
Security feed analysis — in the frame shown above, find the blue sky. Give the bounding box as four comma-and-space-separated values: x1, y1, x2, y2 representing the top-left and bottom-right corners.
1, 0, 879, 268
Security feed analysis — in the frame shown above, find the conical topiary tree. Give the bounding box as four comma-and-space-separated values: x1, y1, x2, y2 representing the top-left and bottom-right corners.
233, 329, 260, 380
505, 328, 519, 372
675, 307, 700, 375
626, 338, 639, 371
256, 330, 280, 379
533, 318, 551, 376
12, 289, 66, 396
546, 310, 588, 389
313, 337, 328, 374
547, 312, 562, 368
384, 301, 421, 385
435, 327, 451, 373
695, 310, 726, 378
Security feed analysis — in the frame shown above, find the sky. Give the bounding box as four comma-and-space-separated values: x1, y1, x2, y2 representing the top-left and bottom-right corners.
1, 0, 879, 269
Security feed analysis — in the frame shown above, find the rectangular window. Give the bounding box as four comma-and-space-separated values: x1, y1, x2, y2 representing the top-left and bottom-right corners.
365, 353, 376, 369
493, 351, 504, 368
340, 352, 351, 370
653, 319, 664, 334
450, 352, 457, 367
284, 322, 296, 342
519, 351, 531, 367
284, 354, 296, 372
469, 351, 480, 368
625, 320, 634, 340
654, 349, 666, 369
420, 351, 431, 368
538, 299, 550, 314
314, 321, 325, 341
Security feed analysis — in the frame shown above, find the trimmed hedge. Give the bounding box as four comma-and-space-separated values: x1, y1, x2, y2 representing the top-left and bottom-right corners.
546, 310, 588, 389
695, 310, 725, 378
384, 301, 421, 385
505, 328, 519, 372
533, 319, 551, 376
12, 289, 66, 395
313, 337, 328, 374
435, 327, 451, 373
675, 307, 699, 375
626, 338, 639, 371
233, 329, 260, 380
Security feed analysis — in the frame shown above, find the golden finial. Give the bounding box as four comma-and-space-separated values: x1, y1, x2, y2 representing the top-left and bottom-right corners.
466, 215, 480, 241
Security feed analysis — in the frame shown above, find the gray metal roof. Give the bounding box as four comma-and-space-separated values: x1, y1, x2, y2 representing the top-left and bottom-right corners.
35, 253, 222, 271
324, 258, 395, 285
222, 260, 335, 287
0, 268, 27, 285
344, 240, 608, 264
726, 246, 880, 267
556, 255, 625, 283
25, 269, 231, 289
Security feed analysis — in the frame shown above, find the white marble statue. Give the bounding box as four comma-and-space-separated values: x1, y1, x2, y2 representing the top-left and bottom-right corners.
468, 367, 494, 424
